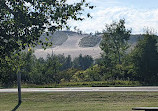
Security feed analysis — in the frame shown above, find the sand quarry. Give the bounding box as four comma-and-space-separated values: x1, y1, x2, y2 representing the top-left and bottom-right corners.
34, 32, 102, 59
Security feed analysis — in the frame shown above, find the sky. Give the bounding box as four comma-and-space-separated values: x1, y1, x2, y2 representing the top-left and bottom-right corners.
66, 0, 158, 34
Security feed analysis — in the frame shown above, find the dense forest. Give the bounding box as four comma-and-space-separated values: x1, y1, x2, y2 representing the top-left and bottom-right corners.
0, 20, 158, 87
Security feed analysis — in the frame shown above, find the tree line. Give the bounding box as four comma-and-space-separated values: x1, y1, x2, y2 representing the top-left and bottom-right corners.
1, 19, 158, 87
99, 19, 158, 85
0, 52, 94, 87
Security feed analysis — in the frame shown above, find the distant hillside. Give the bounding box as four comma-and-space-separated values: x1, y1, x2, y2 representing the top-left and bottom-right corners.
34, 31, 143, 59
128, 34, 144, 51
128, 34, 143, 44
36, 31, 68, 49
80, 34, 143, 48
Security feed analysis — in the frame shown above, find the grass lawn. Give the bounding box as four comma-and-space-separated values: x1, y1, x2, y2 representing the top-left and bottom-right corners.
0, 92, 158, 111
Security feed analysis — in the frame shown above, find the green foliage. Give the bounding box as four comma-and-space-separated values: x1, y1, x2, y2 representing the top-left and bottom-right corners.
79, 35, 101, 47
73, 54, 94, 70
0, 0, 94, 89
72, 70, 85, 82
59, 68, 78, 82
0, 10, 158, 87
128, 33, 158, 85
0, 0, 93, 59
0, 51, 31, 87
100, 19, 131, 79
0, 52, 95, 87
100, 19, 131, 64
72, 65, 102, 82
0, 61, 16, 87
62, 80, 140, 87
59, 55, 73, 71
27, 53, 62, 84
19, 80, 141, 88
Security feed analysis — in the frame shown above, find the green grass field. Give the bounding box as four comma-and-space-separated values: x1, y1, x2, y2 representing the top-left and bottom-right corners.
0, 92, 158, 111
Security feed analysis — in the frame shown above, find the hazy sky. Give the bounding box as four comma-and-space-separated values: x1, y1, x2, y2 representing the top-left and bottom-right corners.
67, 0, 158, 34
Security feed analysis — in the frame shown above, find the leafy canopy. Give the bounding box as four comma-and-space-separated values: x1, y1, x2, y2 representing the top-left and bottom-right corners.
0, 0, 93, 59
100, 19, 131, 65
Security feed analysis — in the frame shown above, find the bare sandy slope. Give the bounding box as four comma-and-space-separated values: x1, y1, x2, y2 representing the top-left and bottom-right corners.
34, 33, 102, 59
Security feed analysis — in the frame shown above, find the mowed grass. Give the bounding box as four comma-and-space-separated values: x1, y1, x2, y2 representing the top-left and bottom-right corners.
0, 92, 158, 111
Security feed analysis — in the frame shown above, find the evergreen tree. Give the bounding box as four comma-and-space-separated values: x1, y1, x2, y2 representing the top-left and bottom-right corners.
129, 33, 158, 84
73, 54, 94, 70
64, 55, 72, 70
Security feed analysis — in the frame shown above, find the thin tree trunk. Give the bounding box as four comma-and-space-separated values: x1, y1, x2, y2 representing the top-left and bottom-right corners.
17, 71, 22, 104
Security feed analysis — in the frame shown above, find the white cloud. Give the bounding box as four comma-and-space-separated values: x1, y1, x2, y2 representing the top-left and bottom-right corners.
65, 0, 158, 34
68, 6, 158, 34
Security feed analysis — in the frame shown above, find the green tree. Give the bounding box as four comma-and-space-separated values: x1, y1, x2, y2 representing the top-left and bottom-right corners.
0, 60, 16, 87
29, 57, 46, 84
0, 0, 93, 103
59, 68, 78, 82
20, 51, 36, 82
61, 55, 72, 70
100, 19, 131, 65
129, 32, 158, 85
83, 65, 102, 81
100, 19, 131, 78
0, 0, 93, 58
73, 54, 94, 70
45, 54, 61, 84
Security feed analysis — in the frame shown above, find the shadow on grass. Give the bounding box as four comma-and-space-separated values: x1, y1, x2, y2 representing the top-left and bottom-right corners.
12, 102, 21, 111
